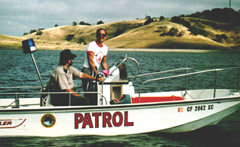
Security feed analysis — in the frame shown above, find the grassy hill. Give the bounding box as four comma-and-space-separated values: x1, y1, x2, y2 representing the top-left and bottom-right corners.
1, 9, 240, 51
0, 34, 23, 49
20, 19, 147, 50
105, 19, 231, 50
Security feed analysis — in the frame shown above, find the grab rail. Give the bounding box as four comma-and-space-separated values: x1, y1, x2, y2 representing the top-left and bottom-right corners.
97, 55, 140, 105
105, 54, 140, 82
0, 86, 42, 90
0, 86, 42, 108
138, 66, 240, 103
128, 68, 191, 78
0, 89, 107, 108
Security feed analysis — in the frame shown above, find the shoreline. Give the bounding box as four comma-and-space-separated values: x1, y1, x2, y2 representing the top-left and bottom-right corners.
108, 48, 224, 53
1, 47, 239, 53
64, 48, 240, 53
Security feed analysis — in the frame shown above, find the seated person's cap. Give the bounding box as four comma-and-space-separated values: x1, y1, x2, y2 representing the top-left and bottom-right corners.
60, 49, 77, 59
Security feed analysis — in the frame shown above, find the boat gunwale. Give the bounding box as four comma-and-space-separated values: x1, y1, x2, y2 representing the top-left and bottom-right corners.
0, 94, 239, 114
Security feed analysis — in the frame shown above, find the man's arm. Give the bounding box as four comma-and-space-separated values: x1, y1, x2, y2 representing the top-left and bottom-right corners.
101, 56, 108, 70
64, 73, 104, 97
87, 52, 98, 74
80, 72, 104, 81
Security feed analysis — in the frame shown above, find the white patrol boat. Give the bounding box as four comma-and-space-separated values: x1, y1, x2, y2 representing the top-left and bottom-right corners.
0, 39, 239, 137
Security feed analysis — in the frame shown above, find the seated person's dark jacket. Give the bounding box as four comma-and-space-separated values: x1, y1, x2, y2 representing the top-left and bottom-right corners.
46, 65, 89, 106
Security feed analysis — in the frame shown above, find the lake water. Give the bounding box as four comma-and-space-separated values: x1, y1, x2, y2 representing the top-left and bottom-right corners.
0, 49, 239, 146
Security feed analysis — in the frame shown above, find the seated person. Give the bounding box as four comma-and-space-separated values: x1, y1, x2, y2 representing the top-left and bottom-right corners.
46, 49, 104, 106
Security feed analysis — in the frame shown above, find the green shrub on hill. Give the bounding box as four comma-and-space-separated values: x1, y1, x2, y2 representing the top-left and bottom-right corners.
160, 16, 165, 21
36, 30, 43, 35
171, 16, 209, 37
188, 26, 209, 37
157, 26, 168, 33
168, 27, 179, 36
79, 21, 91, 26
215, 34, 228, 42
65, 34, 74, 41
177, 31, 185, 37
97, 20, 104, 25
23, 32, 28, 36
171, 16, 181, 23
114, 28, 125, 37
109, 22, 143, 38
158, 26, 184, 37
30, 30, 37, 34
171, 16, 190, 28
72, 21, 78, 26
186, 8, 240, 24
144, 18, 154, 25
78, 37, 87, 45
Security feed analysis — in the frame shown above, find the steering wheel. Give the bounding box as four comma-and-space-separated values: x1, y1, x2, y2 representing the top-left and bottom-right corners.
95, 72, 105, 81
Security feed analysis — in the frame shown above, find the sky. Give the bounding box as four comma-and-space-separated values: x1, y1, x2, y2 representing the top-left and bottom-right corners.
1, 0, 239, 37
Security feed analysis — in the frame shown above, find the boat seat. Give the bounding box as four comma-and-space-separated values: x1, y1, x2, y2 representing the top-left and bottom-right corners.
131, 95, 184, 103
110, 94, 132, 105
40, 87, 52, 106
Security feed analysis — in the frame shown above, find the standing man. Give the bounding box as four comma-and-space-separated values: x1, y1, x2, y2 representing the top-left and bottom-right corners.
81, 28, 108, 104
46, 49, 104, 106
81, 28, 108, 90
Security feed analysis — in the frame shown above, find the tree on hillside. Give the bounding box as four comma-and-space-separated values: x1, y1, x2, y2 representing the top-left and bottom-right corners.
168, 27, 179, 36
215, 34, 228, 43
182, 20, 191, 28
30, 29, 37, 34
188, 26, 209, 37
114, 28, 125, 37
55, 24, 58, 27
171, 16, 181, 23
23, 32, 28, 36
79, 21, 85, 25
72, 21, 78, 26
171, 16, 191, 28
170, 16, 209, 37
145, 15, 151, 19
186, 8, 240, 24
160, 16, 165, 21
65, 34, 74, 41
97, 20, 104, 25
79, 21, 92, 26
144, 18, 154, 25
36, 30, 43, 35
160, 27, 182, 37
78, 37, 87, 45
85, 23, 91, 26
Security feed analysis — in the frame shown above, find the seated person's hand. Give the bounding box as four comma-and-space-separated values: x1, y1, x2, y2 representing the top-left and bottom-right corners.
97, 77, 105, 81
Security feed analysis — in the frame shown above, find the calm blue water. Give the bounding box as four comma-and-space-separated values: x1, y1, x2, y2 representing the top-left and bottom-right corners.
0, 49, 239, 146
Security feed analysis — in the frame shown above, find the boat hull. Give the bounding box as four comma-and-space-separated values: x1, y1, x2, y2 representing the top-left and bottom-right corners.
0, 97, 239, 137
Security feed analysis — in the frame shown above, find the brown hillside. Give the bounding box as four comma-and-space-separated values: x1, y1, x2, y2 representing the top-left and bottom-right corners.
1, 18, 239, 51
106, 20, 229, 49
20, 19, 145, 50
0, 34, 23, 49
183, 17, 240, 47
